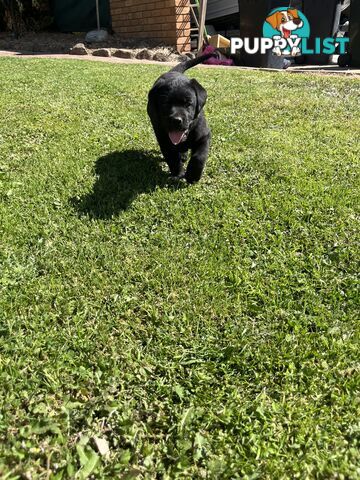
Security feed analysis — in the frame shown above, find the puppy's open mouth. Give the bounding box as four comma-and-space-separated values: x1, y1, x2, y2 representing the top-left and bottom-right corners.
282, 28, 291, 38
169, 130, 188, 145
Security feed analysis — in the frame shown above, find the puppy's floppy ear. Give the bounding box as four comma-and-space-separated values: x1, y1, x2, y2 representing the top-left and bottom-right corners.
148, 79, 164, 104
190, 78, 207, 117
288, 8, 299, 19
266, 12, 280, 30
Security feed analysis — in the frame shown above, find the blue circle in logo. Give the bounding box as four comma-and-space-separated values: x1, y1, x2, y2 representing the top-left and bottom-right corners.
263, 8, 310, 39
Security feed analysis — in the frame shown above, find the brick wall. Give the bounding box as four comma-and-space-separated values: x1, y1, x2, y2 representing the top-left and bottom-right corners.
110, 0, 191, 52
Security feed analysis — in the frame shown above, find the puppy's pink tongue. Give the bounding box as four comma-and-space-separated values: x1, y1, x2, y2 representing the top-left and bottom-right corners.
283, 28, 291, 38
169, 131, 185, 145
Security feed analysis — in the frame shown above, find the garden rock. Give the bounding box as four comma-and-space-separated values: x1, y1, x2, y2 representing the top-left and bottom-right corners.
136, 49, 154, 60
92, 48, 111, 57
112, 48, 136, 59
70, 43, 88, 55
85, 29, 108, 43
153, 51, 169, 62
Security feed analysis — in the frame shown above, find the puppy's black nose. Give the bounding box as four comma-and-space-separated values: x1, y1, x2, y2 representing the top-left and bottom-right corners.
171, 117, 183, 129
293, 18, 301, 25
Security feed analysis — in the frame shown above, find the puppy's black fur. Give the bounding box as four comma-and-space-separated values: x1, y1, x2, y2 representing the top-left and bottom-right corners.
147, 54, 214, 183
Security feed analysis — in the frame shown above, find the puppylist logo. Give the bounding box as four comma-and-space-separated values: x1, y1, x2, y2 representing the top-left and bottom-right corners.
231, 7, 349, 57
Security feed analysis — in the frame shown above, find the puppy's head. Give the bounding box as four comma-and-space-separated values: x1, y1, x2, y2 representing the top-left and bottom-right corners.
266, 9, 303, 38
149, 76, 207, 146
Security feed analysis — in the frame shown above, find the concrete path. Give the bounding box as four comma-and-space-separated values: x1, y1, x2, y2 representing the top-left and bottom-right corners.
1, 50, 360, 76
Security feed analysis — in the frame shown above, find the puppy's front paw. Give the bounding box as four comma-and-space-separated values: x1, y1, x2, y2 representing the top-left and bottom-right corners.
184, 173, 200, 184
170, 172, 186, 181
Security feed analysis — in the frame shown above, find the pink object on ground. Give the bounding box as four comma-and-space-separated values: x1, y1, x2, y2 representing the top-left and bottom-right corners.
202, 45, 234, 66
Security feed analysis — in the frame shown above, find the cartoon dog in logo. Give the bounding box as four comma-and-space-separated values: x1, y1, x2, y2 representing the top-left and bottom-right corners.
266, 9, 303, 56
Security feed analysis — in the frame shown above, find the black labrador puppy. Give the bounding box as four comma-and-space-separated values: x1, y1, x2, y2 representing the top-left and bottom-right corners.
147, 53, 214, 183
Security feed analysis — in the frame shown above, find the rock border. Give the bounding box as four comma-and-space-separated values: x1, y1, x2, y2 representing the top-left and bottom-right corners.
69, 43, 195, 63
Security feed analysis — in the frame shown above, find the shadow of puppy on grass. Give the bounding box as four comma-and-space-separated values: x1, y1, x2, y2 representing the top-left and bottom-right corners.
71, 149, 185, 219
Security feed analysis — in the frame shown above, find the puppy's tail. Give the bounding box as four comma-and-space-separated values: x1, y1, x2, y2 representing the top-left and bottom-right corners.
170, 52, 217, 74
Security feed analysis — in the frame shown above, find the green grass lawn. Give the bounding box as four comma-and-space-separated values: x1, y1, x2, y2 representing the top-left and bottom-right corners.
0, 58, 359, 479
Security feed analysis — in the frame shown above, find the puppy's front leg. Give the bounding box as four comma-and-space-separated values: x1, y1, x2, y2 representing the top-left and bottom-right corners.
185, 135, 210, 183
170, 153, 188, 180
160, 146, 185, 178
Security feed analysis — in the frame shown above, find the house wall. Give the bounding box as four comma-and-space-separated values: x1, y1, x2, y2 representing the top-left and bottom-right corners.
110, 0, 191, 52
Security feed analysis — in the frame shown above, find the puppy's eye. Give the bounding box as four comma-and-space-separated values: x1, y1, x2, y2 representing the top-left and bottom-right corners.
288, 14, 293, 20
281, 17, 286, 22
